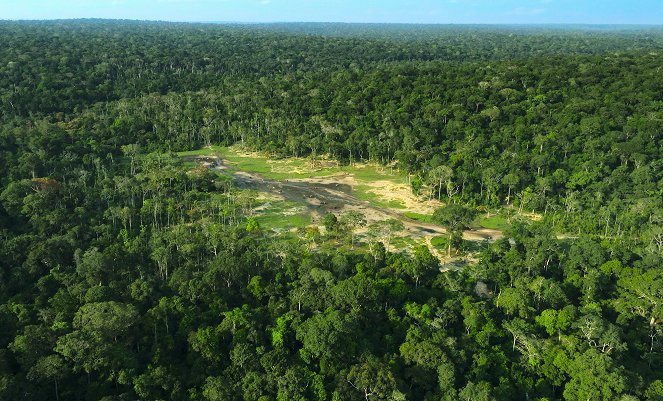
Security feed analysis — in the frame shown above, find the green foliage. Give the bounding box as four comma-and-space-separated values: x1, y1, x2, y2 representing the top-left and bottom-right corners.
0, 19, 661, 401
433, 204, 478, 256
271, 313, 295, 349
563, 349, 626, 401
246, 217, 261, 233
323, 212, 339, 233
433, 204, 477, 233
347, 354, 399, 401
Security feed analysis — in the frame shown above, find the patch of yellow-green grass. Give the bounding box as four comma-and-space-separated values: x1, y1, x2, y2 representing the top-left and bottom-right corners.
430, 235, 449, 249
263, 168, 346, 180
477, 215, 511, 231
403, 212, 433, 223
181, 147, 409, 185
225, 155, 273, 174
354, 185, 406, 209
220, 149, 344, 179
257, 213, 311, 231
251, 199, 311, 231
351, 164, 407, 185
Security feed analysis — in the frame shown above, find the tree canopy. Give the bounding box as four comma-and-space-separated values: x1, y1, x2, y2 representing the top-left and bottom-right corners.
0, 20, 661, 401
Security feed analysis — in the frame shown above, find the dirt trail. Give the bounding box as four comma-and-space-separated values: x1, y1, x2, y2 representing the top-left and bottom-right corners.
192, 154, 502, 248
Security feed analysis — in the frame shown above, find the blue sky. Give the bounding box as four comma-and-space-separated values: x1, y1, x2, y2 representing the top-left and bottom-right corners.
1, 0, 661, 24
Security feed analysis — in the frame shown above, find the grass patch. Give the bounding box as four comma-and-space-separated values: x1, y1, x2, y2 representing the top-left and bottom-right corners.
354, 185, 406, 209
224, 150, 346, 179
223, 154, 273, 174
403, 212, 433, 223
430, 235, 449, 248
352, 164, 407, 184
477, 215, 510, 230
257, 213, 310, 231
180, 146, 413, 214
180, 146, 408, 184
252, 199, 311, 231
431, 236, 451, 256
263, 168, 345, 180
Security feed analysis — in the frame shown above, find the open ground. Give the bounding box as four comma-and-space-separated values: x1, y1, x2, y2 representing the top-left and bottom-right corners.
181, 146, 505, 261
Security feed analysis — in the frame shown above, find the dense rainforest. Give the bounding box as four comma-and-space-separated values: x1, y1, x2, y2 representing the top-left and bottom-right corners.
0, 20, 662, 401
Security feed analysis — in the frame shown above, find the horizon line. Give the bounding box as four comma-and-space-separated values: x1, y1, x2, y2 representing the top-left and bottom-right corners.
1, 18, 663, 27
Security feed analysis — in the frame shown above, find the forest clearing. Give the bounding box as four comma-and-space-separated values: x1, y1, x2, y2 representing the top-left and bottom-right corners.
182, 146, 503, 259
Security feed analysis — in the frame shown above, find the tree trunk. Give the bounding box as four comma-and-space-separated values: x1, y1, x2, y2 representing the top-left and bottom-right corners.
448, 233, 452, 257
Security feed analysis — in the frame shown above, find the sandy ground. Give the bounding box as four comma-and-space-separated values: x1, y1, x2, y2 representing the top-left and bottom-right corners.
191, 154, 502, 259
